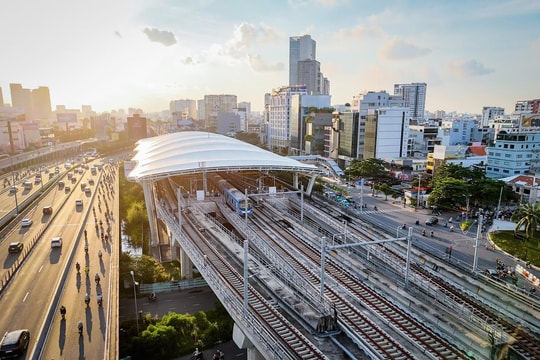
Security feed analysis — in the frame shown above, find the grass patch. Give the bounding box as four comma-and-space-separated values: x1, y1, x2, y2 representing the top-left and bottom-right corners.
490, 231, 540, 266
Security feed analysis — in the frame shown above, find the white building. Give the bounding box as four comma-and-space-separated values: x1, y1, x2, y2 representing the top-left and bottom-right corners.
266, 85, 307, 151
352, 91, 405, 159
364, 107, 410, 159
486, 130, 540, 179
481, 106, 504, 128
170, 99, 198, 120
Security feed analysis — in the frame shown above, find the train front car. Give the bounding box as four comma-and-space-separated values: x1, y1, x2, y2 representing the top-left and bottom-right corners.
211, 174, 254, 216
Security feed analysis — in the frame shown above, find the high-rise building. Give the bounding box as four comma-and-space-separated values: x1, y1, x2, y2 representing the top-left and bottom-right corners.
289, 35, 329, 95
353, 91, 405, 159
9, 83, 52, 122
289, 35, 316, 86
203, 95, 237, 131
364, 107, 410, 159
127, 114, 148, 142
266, 85, 308, 151
393, 82, 427, 122
170, 99, 198, 120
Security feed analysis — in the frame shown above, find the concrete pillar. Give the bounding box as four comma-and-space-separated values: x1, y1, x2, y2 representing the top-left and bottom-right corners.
180, 247, 192, 279
293, 173, 299, 189
142, 180, 159, 247
306, 175, 317, 195
233, 324, 264, 360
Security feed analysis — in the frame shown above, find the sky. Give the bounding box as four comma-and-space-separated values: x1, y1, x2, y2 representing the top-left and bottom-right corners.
1, 0, 539, 115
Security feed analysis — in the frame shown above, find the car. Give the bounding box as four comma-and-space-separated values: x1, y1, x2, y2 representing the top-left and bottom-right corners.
88, 178, 94, 185
75, 199, 83, 206
21, 219, 33, 227
65, 185, 71, 192
34, 177, 41, 184
425, 216, 439, 225
58, 180, 65, 189
84, 187, 91, 194
51, 237, 62, 248
9, 186, 17, 193
8, 242, 23, 253
0, 329, 30, 358
484, 269, 502, 281
42, 206, 53, 215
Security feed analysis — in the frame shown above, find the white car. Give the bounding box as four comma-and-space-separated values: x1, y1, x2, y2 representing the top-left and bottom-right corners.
75, 199, 83, 206
51, 237, 62, 248
21, 219, 33, 227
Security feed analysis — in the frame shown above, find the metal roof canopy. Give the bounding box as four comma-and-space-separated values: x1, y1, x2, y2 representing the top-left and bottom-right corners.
127, 131, 325, 182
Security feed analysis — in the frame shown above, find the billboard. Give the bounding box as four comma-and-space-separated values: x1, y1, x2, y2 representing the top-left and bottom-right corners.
57, 113, 78, 123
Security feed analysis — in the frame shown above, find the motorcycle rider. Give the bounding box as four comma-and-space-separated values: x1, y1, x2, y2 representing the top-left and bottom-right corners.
97, 293, 103, 306
148, 292, 157, 301
95, 273, 100, 284
78, 321, 83, 335
75, 262, 80, 273
60, 305, 66, 319
84, 293, 90, 306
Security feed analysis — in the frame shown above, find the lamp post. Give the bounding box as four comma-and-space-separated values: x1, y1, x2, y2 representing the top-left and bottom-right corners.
9, 156, 19, 216
130, 270, 139, 333
415, 173, 422, 212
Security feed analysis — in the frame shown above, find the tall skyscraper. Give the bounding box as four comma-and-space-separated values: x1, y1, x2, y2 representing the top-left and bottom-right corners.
393, 82, 427, 122
9, 83, 52, 122
289, 35, 316, 86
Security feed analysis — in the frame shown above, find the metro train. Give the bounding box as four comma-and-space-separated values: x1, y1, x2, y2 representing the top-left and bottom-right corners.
210, 174, 254, 216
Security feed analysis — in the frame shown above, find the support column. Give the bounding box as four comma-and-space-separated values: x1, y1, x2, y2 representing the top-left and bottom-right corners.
180, 247, 192, 279
233, 324, 264, 360
293, 173, 299, 189
306, 175, 317, 195
142, 180, 159, 247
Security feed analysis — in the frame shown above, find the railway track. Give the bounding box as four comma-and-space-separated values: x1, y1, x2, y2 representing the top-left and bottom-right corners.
289, 198, 540, 359
250, 206, 467, 359
179, 212, 329, 360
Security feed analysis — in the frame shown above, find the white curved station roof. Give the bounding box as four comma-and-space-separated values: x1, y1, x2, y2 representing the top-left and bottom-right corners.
127, 131, 324, 181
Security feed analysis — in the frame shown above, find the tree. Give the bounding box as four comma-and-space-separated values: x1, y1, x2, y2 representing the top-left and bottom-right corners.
428, 178, 470, 210
346, 158, 387, 179
378, 183, 394, 201
511, 203, 540, 242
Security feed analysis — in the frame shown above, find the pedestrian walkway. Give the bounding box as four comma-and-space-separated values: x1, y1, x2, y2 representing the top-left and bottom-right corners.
119, 287, 247, 360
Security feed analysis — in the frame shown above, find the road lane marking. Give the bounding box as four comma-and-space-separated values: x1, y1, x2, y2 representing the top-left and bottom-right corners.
23, 292, 29, 302
38, 265, 44, 273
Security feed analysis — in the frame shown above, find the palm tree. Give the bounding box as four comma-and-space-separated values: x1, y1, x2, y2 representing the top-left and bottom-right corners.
511, 202, 540, 242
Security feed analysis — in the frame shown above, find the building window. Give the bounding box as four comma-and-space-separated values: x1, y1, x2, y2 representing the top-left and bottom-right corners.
504, 154, 511, 158
504, 144, 508, 148
510, 144, 514, 149
503, 170, 509, 173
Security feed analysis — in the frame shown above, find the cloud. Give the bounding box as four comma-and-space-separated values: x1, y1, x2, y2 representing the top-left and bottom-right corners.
248, 54, 284, 72
142, 27, 177, 46
379, 38, 431, 60
335, 23, 381, 40
223, 23, 279, 59
114, 31, 122, 39
447, 60, 494, 77
182, 57, 196, 65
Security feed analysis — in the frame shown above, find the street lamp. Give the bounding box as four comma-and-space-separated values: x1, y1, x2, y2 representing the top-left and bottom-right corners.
415, 173, 422, 212
130, 270, 139, 333
9, 156, 19, 215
